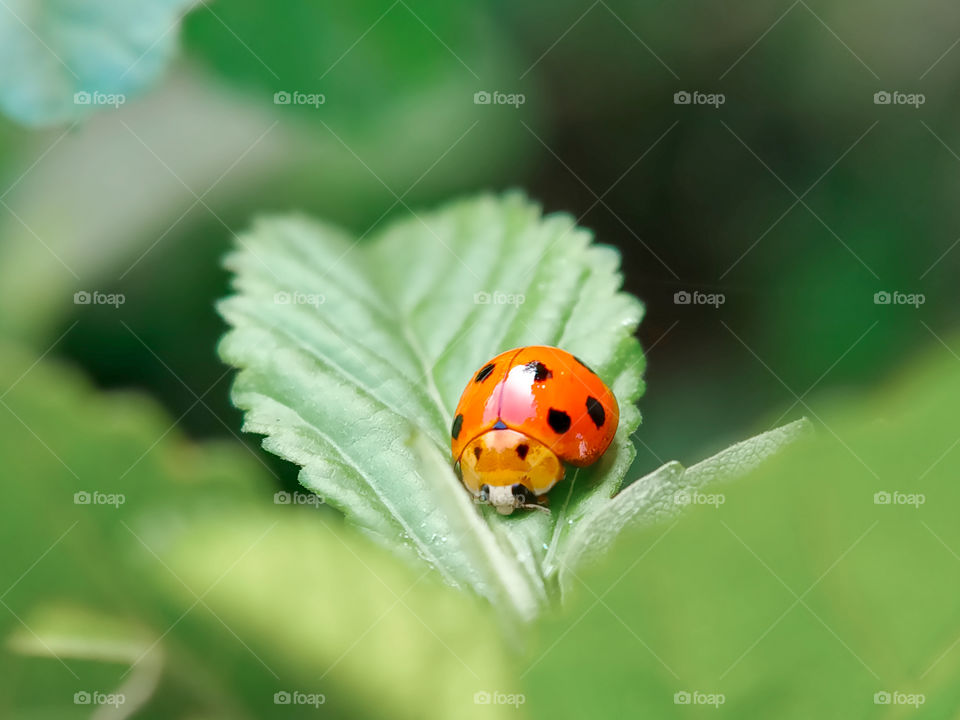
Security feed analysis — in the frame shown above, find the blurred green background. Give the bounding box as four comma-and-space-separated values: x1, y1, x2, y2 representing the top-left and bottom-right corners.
1, 0, 958, 717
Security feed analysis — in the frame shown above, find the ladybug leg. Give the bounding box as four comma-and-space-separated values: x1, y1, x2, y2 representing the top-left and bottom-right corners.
521, 494, 550, 514
520, 502, 551, 514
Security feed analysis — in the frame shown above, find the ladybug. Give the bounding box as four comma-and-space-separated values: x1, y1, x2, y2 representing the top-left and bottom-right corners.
450, 346, 619, 515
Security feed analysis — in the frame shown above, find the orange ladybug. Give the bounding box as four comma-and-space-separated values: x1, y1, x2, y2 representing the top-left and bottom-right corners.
450, 346, 619, 515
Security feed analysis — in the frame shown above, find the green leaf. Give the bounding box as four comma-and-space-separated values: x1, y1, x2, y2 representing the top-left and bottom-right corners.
182, 0, 526, 135
557, 418, 813, 591
0, 341, 266, 715
0, 0, 194, 125
8, 604, 166, 718
218, 193, 646, 619
151, 506, 518, 720
7, 603, 155, 663
0, 342, 263, 625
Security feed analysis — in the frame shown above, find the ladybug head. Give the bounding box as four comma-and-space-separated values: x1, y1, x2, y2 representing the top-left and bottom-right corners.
458, 428, 562, 514
479, 483, 546, 515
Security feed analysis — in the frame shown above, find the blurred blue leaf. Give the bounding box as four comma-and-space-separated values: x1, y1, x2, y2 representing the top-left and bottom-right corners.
0, 0, 194, 125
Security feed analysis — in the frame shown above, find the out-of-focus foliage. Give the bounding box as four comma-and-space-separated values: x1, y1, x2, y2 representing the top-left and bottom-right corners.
3, 0, 956, 462
498, 0, 960, 465
558, 417, 810, 594
526, 339, 960, 718
0, 0, 194, 125
183, 0, 523, 133
0, 344, 514, 719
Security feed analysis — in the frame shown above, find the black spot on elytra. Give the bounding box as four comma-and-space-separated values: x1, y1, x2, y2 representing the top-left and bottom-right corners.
586, 396, 606, 428
473, 446, 482, 459
474, 363, 495, 383
547, 408, 571, 433
516, 443, 529, 460
493, 419, 507, 430
574, 355, 597, 374
451, 413, 463, 439
525, 361, 552, 382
